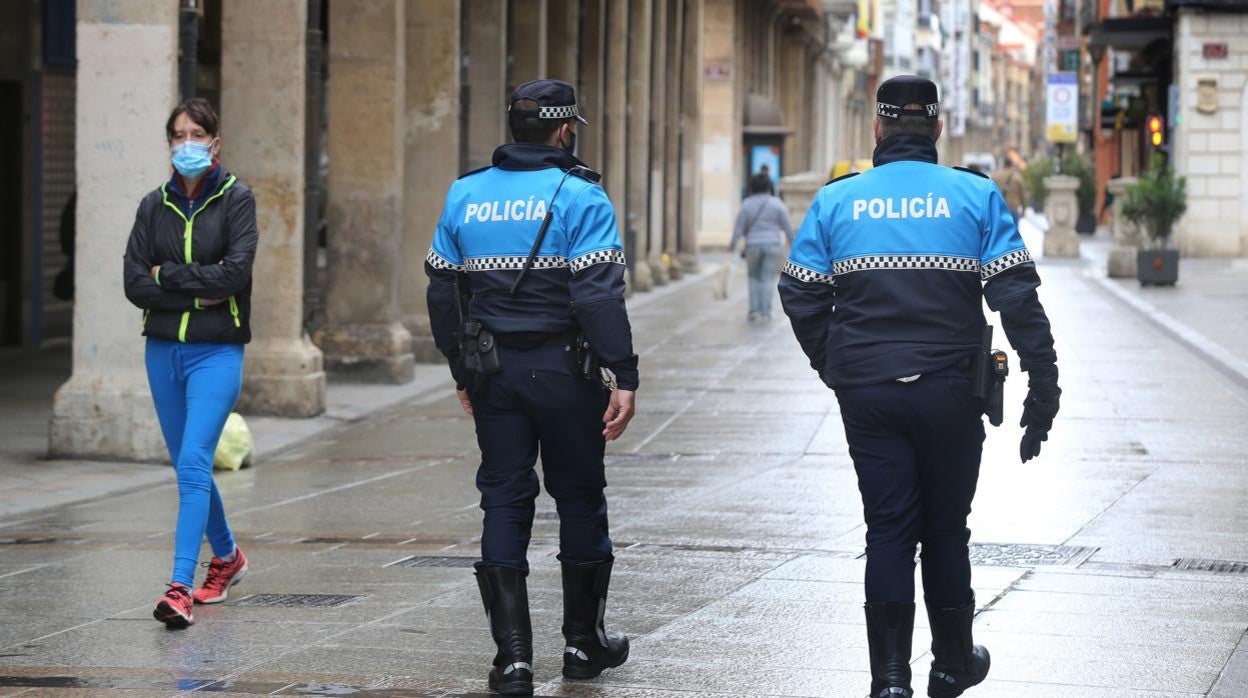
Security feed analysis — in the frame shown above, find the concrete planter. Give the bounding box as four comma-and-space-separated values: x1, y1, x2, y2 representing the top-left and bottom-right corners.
1137, 249, 1179, 286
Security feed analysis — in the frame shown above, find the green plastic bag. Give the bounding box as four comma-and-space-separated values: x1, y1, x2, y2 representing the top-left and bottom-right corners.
213, 412, 254, 471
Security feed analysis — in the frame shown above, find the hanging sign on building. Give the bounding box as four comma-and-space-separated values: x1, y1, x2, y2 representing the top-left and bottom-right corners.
1045, 72, 1078, 143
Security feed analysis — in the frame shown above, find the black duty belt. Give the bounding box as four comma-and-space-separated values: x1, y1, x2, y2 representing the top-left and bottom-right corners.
493, 329, 579, 350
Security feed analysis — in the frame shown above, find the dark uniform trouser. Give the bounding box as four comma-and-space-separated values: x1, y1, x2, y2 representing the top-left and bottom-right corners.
835, 366, 985, 607
472, 343, 614, 572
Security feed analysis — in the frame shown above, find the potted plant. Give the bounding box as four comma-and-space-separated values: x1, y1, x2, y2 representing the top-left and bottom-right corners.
1120, 153, 1187, 286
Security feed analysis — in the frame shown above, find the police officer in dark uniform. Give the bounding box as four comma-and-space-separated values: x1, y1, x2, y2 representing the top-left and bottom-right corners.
779, 75, 1061, 698
425, 79, 637, 696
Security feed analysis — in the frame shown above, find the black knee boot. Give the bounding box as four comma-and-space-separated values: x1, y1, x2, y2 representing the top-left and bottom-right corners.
864, 602, 915, 697
561, 559, 629, 679
926, 597, 990, 698
475, 566, 534, 696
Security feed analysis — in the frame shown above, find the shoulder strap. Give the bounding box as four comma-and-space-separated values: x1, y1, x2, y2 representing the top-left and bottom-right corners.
509, 168, 579, 295
953, 166, 990, 179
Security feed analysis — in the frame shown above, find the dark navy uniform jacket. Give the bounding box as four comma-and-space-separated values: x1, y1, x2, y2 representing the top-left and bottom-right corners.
779, 134, 1056, 389
425, 144, 639, 390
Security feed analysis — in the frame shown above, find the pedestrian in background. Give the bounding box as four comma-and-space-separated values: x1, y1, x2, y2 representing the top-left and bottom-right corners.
728, 172, 793, 322
425, 79, 636, 696
780, 76, 1060, 698
122, 98, 257, 629
991, 156, 1027, 224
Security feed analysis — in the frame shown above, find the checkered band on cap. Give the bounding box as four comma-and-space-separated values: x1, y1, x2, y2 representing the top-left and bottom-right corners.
876, 102, 941, 120
464, 255, 568, 272
538, 104, 581, 120
783, 261, 835, 285
570, 248, 626, 273
980, 248, 1033, 280
832, 254, 980, 276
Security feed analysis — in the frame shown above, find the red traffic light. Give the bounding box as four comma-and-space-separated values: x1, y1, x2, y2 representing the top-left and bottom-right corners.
1146, 115, 1164, 147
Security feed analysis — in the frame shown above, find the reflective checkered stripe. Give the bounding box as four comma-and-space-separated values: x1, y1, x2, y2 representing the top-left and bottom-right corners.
980, 248, 1033, 280
570, 248, 626, 273
783, 261, 835, 285
832, 254, 980, 276
539, 104, 581, 120
464, 255, 568, 272
426, 248, 465, 272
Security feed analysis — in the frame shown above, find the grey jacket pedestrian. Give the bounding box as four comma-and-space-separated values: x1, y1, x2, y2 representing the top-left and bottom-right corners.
730, 193, 793, 248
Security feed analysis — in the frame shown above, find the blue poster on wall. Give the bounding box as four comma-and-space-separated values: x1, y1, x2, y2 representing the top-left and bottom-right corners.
749, 145, 781, 188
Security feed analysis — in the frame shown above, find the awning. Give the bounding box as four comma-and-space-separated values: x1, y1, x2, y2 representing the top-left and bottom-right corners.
743, 94, 792, 136
1087, 16, 1172, 50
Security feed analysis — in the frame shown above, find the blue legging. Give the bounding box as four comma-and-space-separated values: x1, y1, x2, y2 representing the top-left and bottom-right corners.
145, 339, 244, 587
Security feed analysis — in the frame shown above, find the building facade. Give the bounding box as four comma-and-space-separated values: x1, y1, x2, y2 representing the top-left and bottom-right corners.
1, 0, 882, 462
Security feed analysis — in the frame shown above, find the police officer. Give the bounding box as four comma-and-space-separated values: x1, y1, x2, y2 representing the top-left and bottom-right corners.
425, 79, 637, 696
779, 76, 1060, 698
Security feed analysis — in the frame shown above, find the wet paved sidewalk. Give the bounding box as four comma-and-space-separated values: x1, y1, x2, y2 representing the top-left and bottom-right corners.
2, 255, 1248, 697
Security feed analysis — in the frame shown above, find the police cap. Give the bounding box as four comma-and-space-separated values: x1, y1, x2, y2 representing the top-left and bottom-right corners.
508, 79, 589, 125
876, 75, 940, 120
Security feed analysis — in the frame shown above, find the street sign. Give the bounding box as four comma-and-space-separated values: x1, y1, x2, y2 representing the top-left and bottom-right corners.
1046, 72, 1078, 143
1203, 43, 1228, 60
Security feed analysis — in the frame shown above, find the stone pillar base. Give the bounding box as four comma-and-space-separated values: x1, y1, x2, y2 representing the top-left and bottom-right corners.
315, 322, 414, 383
649, 254, 670, 285
678, 252, 700, 273
49, 374, 166, 462
1044, 230, 1081, 258
632, 259, 655, 292
402, 314, 443, 363
1107, 245, 1139, 278
238, 336, 327, 417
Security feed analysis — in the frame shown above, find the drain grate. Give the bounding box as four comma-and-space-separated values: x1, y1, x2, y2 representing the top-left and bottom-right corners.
388, 555, 478, 569
233, 594, 362, 608
1174, 558, 1248, 575
533, 511, 559, 521
967, 543, 1097, 567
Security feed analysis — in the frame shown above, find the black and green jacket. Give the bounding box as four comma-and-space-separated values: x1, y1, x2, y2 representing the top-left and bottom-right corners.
122, 165, 258, 344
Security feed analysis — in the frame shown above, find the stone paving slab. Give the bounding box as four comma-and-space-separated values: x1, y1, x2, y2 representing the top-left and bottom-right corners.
2, 256, 1248, 696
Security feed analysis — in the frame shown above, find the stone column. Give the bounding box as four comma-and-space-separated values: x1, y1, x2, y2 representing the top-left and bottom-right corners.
604, 0, 629, 277
466, 0, 508, 170
547, 0, 579, 84
647, 0, 670, 285
221, 0, 326, 417
402, 0, 461, 362
698, 0, 739, 249
1106, 176, 1140, 278
510, 0, 548, 86
627, 0, 655, 291
678, 0, 703, 272
314, 0, 414, 383
578, 0, 606, 169
1042, 175, 1081, 258
50, 0, 177, 461
662, 0, 684, 279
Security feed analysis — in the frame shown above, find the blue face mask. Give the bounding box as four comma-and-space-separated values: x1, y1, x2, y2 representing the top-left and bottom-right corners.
170, 139, 216, 178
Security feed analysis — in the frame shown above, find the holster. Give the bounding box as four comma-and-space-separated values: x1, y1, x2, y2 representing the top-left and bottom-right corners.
567, 333, 601, 383
456, 320, 501, 393
971, 349, 1008, 427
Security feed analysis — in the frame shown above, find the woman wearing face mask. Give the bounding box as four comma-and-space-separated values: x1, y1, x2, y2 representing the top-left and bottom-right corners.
122, 98, 258, 629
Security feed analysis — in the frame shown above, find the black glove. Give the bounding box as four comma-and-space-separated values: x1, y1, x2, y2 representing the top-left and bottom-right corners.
1020, 384, 1060, 463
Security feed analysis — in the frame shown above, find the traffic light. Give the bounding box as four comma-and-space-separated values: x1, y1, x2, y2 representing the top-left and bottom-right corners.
1146, 114, 1164, 148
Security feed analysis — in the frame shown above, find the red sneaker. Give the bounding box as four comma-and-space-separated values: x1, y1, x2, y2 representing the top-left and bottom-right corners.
153, 583, 195, 628
193, 547, 249, 604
